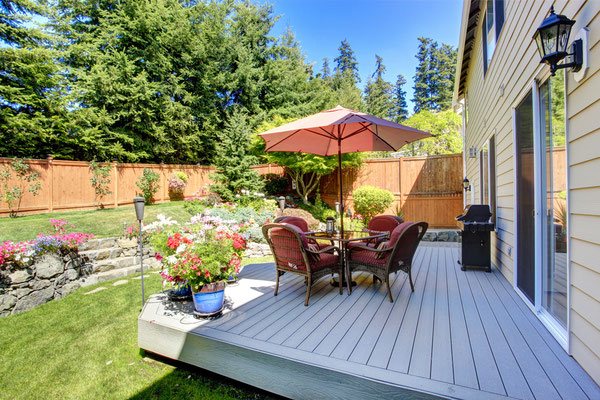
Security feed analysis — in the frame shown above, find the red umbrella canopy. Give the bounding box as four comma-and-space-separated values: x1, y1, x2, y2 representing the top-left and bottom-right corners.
259, 105, 431, 155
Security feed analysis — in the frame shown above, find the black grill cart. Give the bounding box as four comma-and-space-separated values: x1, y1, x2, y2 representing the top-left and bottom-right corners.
456, 205, 495, 272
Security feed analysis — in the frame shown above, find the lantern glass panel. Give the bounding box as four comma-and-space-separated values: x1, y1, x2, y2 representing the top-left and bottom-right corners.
557, 23, 571, 53
535, 33, 545, 58
542, 25, 558, 55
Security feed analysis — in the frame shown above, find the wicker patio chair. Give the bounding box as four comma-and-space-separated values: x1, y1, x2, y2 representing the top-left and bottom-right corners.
348, 221, 428, 302
262, 223, 343, 306
274, 216, 333, 248
348, 214, 404, 249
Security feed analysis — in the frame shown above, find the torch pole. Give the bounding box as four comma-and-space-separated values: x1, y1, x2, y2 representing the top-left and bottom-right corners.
139, 220, 145, 306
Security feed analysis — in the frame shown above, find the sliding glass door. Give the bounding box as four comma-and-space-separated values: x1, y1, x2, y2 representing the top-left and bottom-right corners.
513, 73, 568, 345
540, 73, 568, 330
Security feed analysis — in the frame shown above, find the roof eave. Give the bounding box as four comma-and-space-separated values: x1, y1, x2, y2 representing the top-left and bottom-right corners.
453, 0, 482, 106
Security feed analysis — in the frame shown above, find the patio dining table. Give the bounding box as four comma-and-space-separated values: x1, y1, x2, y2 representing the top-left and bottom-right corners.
305, 230, 389, 292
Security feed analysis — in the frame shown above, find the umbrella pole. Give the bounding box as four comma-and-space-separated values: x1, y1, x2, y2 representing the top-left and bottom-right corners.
337, 139, 344, 237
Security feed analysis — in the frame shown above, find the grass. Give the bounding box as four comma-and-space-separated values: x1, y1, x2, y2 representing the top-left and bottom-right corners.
0, 257, 276, 400
0, 202, 191, 242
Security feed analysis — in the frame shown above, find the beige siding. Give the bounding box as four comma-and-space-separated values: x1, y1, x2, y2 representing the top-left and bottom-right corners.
459, 0, 600, 385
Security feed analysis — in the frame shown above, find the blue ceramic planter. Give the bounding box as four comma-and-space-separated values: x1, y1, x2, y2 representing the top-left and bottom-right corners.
172, 284, 192, 297
192, 282, 225, 316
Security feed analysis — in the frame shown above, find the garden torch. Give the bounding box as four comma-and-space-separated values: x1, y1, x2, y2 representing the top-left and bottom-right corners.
133, 197, 145, 306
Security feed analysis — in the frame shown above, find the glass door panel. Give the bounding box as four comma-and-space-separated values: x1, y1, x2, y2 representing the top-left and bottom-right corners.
540, 73, 567, 329
515, 92, 536, 304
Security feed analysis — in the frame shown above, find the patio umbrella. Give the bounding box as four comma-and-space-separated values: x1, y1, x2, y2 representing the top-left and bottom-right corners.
259, 105, 430, 235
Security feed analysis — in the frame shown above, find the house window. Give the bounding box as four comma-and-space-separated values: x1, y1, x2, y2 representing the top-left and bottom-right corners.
482, 0, 505, 74
480, 136, 496, 222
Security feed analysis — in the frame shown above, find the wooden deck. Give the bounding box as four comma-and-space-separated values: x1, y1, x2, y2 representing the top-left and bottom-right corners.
138, 243, 600, 400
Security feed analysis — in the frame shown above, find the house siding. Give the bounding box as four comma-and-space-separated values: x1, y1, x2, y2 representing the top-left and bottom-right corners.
458, 0, 600, 385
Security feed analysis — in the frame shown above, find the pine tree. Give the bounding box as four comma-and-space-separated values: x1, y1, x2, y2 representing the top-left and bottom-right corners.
432, 43, 457, 111
393, 74, 409, 122
0, 1, 69, 159
334, 39, 360, 83
412, 37, 433, 113
412, 37, 457, 113
321, 57, 331, 78
210, 109, 263, 201
364, 55, 394, 119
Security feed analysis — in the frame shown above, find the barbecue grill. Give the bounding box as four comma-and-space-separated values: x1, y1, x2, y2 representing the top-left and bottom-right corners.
456, 205, 495, 272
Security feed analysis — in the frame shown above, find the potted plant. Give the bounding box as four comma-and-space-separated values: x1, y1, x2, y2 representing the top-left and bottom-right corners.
168, 172, 188, 201
153, 216, 247, 316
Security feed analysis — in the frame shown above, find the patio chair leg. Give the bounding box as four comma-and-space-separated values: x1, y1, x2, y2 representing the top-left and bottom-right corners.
386, 277, 394, 303
274, 270, 281, 296
408, 268, 415, 292
305, 277, 312, 306
305, 276, 309, 286
373, 275, 380, 284
338, 267, 343, 295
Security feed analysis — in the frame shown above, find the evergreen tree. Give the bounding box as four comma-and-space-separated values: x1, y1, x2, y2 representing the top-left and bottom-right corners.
393, 74, 409, 121
412, 37, 457, 113
321, 57, 331, 78
210, 109, 263, 201
334, 39, 360, 83
364, 55, 394, 119
432, 43, 457, 110
412, 37, 433, 113
0, 0, 69, 159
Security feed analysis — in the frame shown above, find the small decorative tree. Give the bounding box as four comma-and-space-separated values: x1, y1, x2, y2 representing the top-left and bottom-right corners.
0, 159, 41, 217
89, 161, 112, 209
136, 168, 160, 204
210, 109, 263, 201
352, 185, 395, 223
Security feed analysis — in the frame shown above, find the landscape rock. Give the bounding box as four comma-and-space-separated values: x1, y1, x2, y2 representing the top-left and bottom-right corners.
8, 269, 32, 284
0, 294, 17, 312
280, 208, 321, 230
35, 255, 64, 279
12, 287, 54, 313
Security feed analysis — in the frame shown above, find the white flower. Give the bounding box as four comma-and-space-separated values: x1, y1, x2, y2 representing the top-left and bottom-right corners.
166, 255, 177, 264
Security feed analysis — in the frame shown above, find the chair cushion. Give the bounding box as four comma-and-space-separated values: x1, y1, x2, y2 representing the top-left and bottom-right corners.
388, 222, 413, 245
312, 252, 339, 271
368, 215, 401, 234
349, 247, 387, 267
277, 216, 309, 232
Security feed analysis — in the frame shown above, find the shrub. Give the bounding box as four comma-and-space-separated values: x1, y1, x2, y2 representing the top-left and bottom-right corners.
136, 168, 160, 204
0, 158, 41, 217
263, 173, 288, 196
352, 185, 395, 223
298, 194, 336, 222
167, 173, 186, 201
183, 199, 206, 215
89, 161, 112, 209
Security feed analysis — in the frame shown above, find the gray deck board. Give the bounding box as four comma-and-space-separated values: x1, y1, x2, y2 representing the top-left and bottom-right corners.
138, 244, 600, 400
481, 271, 588, 400
386, 246, 433, 373
489, 264, 600, 399
465, 269, 534, 400
408, 246, 439, 378
431, 246, 453, 384
366, 246, 428, 369
445, 246, 478, 389
453, 246, 507, 396
474, 270, 561, 400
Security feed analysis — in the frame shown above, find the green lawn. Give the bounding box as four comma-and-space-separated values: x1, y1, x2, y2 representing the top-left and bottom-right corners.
0, 202, 191, 242
0, 257, 276, 400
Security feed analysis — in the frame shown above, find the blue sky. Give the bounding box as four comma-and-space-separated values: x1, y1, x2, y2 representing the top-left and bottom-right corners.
268, 0, 463, 113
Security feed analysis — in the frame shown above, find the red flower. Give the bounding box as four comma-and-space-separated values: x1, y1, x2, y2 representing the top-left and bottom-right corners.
155, 253, 163, 262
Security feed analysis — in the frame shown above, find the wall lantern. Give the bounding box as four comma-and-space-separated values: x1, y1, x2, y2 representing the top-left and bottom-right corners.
463, 177, 471, 192
533, 6, 582, 75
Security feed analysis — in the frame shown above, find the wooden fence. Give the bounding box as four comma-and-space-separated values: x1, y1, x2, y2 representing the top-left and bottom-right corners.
0, 155, 462, 227
320, 154, 464, 228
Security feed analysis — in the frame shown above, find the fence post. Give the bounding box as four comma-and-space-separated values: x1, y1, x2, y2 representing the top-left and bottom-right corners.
398, 157, 404, 211
47, 155, 54, 213
113, 161, 119, 208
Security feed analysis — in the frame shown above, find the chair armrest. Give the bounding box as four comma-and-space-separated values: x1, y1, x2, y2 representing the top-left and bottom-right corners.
307, 245, 339, 255
348, 243, 392, 254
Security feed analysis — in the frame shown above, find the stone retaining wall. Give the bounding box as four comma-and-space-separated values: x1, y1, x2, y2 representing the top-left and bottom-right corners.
0, 253, 88, 316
